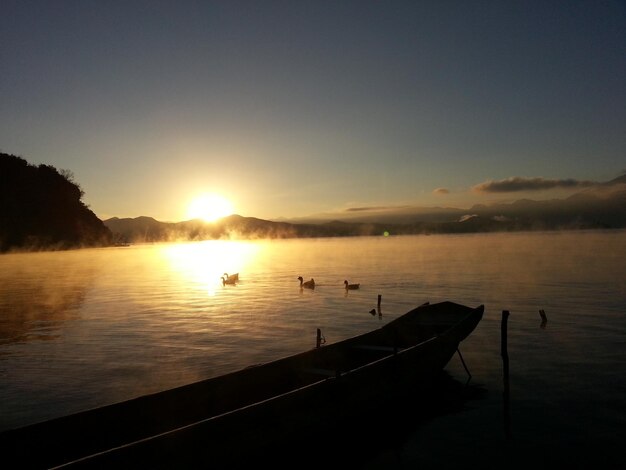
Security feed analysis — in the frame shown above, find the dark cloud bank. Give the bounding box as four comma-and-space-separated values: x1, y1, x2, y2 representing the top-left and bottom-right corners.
472, 176, 597, 193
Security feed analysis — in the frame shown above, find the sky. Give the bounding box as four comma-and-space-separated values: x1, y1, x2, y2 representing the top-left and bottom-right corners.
2, 0, 625, 222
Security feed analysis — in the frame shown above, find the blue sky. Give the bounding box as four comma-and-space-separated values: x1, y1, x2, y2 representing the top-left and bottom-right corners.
2, 1, 624, 222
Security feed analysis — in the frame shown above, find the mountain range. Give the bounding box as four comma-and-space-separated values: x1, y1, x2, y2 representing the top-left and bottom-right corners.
104, 175, 626, 243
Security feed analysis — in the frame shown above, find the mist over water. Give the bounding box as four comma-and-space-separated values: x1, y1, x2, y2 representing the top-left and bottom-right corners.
1, 231, 624, 466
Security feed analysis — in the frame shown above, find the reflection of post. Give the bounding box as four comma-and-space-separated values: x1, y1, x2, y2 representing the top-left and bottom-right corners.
539, 309, 547, 329
501, 310, 512, 439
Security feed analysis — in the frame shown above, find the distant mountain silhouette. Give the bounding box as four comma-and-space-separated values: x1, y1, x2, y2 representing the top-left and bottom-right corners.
0, 152, 112, 252
464, 176, 626, 230
104, 175, 626, 243
104, 214, 351, 243
281, 175, 626, 230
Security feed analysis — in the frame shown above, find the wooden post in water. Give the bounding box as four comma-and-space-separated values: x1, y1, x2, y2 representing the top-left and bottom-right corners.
501, 310, 512, 439
501, 310, 510, 379
316, 328, 323, 349
377, 294, 382, 317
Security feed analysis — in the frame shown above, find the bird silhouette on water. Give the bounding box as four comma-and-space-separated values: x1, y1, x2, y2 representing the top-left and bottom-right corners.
298, 276, 315, 289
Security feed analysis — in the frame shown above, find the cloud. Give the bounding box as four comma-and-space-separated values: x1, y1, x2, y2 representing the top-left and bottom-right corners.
433, 187, 450, 195
344, 205, 410, 213
472, 176, 596, 193
345, 206, 381, 212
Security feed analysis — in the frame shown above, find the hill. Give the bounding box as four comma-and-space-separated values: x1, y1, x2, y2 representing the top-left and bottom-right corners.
0, 153, 113, 252
103, 215, 365, 243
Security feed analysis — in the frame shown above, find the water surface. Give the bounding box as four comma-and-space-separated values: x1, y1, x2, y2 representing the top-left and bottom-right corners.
1, 231, 624, 467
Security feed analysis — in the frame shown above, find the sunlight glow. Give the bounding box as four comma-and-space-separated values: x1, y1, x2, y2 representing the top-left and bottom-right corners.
186, 194, 234, 222
163, 240, 258, 296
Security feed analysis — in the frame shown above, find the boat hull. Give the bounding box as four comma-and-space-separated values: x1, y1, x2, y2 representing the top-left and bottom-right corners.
1, 301, 484, 468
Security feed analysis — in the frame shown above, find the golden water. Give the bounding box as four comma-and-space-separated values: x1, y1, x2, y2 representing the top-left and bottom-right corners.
1, 231, 624, 466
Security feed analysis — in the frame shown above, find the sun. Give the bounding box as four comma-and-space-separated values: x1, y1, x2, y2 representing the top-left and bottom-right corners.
186, 193, 234, 222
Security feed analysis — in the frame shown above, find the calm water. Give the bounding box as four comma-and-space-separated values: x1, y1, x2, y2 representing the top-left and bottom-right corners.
1, 231, 625, 467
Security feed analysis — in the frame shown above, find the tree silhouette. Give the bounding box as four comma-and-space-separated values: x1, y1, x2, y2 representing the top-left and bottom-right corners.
0, 152, 112, 252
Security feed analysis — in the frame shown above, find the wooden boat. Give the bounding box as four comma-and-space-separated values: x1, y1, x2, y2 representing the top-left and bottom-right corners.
0, 301, 484, 468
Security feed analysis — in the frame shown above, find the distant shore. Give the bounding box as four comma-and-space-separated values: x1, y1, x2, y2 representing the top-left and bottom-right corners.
102, 212, 625, 245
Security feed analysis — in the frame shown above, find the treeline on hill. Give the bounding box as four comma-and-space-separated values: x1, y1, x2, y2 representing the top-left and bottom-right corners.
0, 152, 112, 252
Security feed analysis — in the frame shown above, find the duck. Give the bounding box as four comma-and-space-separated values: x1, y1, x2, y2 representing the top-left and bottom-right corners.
344, 280, 360, 290
221, 275, 237, 286
223, 272, 239, 282
298, 276, 315, 289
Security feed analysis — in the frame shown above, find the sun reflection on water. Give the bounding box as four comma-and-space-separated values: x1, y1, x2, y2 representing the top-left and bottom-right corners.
161, 240, 259, 296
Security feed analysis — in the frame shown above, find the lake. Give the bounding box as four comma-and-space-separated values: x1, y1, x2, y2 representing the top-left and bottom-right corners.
1, 231, 624, 467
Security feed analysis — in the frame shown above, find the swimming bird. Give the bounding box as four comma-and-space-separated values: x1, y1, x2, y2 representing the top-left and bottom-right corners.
223, 272, 239, 282
344, 280, 360, 290
222, 275, 237, 286
298, 276, 315, 289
